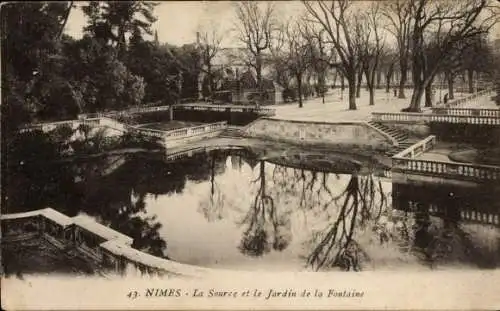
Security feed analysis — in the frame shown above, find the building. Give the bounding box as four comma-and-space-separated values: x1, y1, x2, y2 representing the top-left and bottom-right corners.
196, 37, 281, 105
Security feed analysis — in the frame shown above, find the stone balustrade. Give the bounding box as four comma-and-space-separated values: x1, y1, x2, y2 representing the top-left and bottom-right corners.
372, 112, 431, 123
77, 103, 276, 118
372, 89, 498, 125
1, 208, 215, 278
432, 108, 500, 117
393, 135, 437, 159
435, 89, 493, 108
176, 104, 276, 116
22, 116, 227, 149
406, 201, 500, 226
458, 208, 500, 226
392, 135, 500, 182
393, 158, 500, 181
372, 111, 500, 125
21, 117, 123, 134
429, 114, 500, 125
126, 121, 227, 148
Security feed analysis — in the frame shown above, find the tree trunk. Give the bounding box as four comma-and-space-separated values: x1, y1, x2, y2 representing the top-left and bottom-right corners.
408, 86, 424, 112
356, 70, 362, 98
467, 69, 474, 93
297, 74, 303, 108
398, 66, 407, 99
365, 69, 375, 106
385, 64, 394, 93
376, 70, 382, 89
447, 72, 455, 100
424, 83, 433, 107
197, 73, 204, 100
348, 77, 357, 110
57, 2, 73, 39
340, 75, 345, 91
369, 88, 375, 106
169, 105, 174, 121
256, 53, 262, 108
207, 64, 213, 103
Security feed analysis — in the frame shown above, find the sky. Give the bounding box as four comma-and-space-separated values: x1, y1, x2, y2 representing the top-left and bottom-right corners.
64, 1, 500, 48
64, 1, 306, 48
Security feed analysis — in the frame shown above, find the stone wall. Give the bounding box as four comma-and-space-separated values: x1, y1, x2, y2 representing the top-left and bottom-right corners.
243, 118, 395, 151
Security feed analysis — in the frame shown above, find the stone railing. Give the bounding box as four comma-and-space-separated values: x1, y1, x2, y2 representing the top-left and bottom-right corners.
429, 114, 500, 125
372, 112, 431, 123
1, 208, 216, 278
435, 89, 493, 108
393, 135, 437, 159
21, 117, 125, 134
128, 126, 165, 138
457, 207, 500, 226
77, 104, 276, 118
128, 121, 227, 148
372, 89, 497, 124
407, 201, 500, 226
393, 158, 500, 181
21, 116, 227, 149
432, 107, 500, 117
392, 135, 500, 182
372, 112, 500, 125
21, 119, 91, 133
177, 104, 276, 116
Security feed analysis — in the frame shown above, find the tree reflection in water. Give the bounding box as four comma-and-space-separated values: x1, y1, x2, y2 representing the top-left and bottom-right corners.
263, 153, 391, 271
238, 161, 292, 256
198, 152, 228, 222
3, 129, 171, 259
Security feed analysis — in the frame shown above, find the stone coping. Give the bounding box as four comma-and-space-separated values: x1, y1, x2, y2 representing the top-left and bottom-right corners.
266, 117, 367, 126
1, 208, 236, 278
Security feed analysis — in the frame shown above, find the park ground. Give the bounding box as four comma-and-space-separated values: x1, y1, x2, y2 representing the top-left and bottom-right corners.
272, 88, 495, 122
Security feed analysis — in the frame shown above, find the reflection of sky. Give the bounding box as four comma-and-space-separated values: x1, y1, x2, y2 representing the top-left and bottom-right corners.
143, 156, 394, 271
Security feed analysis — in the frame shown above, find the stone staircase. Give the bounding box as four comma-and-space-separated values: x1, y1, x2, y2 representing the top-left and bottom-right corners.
367, 121, 414, 157
219, 126, 245, 138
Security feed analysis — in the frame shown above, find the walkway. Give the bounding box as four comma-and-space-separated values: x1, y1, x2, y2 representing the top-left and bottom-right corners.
273, 89, 468, 122
461, 95, 498, 109
415, 142, 472, 163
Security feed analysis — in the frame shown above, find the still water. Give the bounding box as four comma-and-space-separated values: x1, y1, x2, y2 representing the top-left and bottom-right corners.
5, 147, 500, 271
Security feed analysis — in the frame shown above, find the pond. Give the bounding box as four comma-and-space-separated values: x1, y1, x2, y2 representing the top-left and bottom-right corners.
3, 146, 500, 273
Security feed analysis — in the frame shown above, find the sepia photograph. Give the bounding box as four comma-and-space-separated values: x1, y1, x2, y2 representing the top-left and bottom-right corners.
1, 0, 500, 309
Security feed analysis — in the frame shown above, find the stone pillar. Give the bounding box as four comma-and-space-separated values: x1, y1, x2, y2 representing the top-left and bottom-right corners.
198, 72, 205, 100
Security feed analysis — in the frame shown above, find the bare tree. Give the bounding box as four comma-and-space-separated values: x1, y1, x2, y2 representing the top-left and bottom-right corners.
196, 25, 223, 103
405, 0, 497, 112
380, 51, 398, 93
460, 34, 494, 93
234, 1, 276, 107
361, 3, 386, 106
278, 20, 313, 108
301, 25, 338, 104
383, 0, 413, 99
303, 0, 363, 110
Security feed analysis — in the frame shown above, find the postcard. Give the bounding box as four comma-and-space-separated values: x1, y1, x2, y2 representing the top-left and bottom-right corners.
2, 1, 500, 310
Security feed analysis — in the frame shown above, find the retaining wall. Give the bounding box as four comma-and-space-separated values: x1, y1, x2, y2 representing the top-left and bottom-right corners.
243, 118, 395, 151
